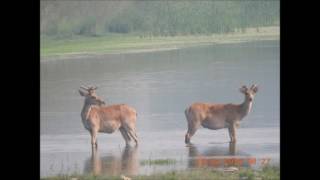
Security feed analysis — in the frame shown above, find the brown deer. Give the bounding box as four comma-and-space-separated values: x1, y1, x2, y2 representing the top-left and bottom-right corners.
184, 84, 258, 144
79, 85, 138, 148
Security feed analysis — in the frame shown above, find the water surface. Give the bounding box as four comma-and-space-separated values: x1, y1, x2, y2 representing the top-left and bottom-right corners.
41, 40, 279, 177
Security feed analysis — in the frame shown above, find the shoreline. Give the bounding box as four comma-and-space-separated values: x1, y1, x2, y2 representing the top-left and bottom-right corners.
41, 166, 280, 179
41, 26, 279, 62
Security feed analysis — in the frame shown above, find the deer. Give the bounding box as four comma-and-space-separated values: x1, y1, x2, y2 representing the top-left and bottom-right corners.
78, 85, 138, 148
184, 84, 258, 144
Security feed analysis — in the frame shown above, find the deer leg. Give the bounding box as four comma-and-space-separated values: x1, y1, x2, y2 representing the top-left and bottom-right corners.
185, 122, 199, 144
228, 124, 237, 143
134, 131, 138, 145
228, 127, 232, 142
125, 122, 138, 145
123, 125, 139, 146
185, 130, 196, 144
128, 128, 138, 145
91, 129, 98, 149
119, 127, 130, 146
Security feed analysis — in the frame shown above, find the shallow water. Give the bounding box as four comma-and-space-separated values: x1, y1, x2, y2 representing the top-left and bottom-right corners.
40, 40, 279, 177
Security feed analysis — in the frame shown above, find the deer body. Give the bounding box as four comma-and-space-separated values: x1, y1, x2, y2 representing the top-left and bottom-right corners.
79, 86, 138, 148
81, 104, 136, 133
185, 85, 258, 144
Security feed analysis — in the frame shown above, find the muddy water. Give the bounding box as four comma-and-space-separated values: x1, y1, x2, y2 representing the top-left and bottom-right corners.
41, 40, 279, 177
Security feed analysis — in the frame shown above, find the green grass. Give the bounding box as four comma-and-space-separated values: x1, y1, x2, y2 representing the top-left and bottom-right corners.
41, 166, 279, 180
40, 26, 279, 60
140, 159, 177, 166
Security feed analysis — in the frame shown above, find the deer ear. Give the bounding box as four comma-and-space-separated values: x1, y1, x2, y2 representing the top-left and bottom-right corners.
252, 85, 258, 93
239, 85, 247, 93
79, 90, 87, 96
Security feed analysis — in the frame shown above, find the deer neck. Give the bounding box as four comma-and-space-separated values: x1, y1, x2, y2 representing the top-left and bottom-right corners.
81, 103, 93, 121
239, 97, 253, 119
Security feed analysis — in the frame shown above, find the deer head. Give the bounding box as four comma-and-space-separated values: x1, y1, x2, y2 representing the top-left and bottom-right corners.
79, 85, 105, 106
239, 84, 258, 102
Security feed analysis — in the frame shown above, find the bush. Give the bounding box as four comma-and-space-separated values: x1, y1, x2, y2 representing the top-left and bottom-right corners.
56, 19, 74, 38
73, 17, 97, 36
107, 22, 130, 33
44, 22, 58, 36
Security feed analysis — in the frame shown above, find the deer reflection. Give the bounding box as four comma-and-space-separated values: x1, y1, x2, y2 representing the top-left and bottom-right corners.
229, 141, 236, 155
84, 146, 139, 176
188, 142, 254, 168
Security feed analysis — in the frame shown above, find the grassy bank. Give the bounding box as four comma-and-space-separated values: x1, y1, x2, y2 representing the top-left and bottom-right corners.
40, 26, 279, 60
140, 158, 177, 166
41, 166, 279, 180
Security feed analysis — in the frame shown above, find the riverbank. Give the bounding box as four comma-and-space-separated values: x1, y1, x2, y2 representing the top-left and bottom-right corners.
41, 166, 280, 180
40, 26, 279, 61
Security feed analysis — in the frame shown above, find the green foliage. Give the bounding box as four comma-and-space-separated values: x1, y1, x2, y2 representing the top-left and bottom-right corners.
41, 1, 279, 38
41, 166, 280, 180
140, 159, 177, 166
73, 17, 97, 36
56, 19, 74, 38
40, 26, 279, 58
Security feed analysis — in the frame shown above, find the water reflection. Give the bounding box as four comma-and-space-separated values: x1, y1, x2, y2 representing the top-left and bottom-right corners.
229, 142, 236, 155
84, 146, 139, 176
187, 142, 255, 168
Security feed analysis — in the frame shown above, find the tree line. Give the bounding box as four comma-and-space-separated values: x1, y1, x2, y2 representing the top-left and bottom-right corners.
41, 0, 279, 38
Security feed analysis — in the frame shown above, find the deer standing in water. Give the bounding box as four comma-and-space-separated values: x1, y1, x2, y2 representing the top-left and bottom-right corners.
184, 85, 258, 144
79, 85, 138, 148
